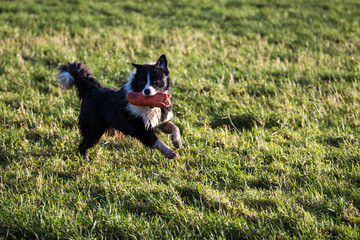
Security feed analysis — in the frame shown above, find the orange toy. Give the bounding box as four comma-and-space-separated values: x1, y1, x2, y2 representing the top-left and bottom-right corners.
127, 92, 171, 108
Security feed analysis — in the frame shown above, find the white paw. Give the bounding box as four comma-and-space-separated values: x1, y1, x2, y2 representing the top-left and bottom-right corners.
165, 148, 178, 159
172, 134, 182, 148
154, 139, 178, 159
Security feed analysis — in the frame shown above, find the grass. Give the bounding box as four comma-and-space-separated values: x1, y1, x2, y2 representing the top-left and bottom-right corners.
0, 0, 360, 238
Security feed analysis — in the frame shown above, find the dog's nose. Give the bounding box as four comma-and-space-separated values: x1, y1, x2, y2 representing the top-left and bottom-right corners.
144, 89, 151, 95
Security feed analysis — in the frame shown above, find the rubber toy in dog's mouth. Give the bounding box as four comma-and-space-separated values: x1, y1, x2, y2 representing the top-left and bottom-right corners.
127, 92, 171, 108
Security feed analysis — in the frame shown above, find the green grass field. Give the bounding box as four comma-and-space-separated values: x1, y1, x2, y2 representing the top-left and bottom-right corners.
1, 0, 360, 239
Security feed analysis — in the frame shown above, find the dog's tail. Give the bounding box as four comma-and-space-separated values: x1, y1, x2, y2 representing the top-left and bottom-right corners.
56, 61, 102, 99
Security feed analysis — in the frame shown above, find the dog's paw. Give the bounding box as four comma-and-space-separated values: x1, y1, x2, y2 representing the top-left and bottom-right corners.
154, 139, 178, 159
84, 154, 91, 162
172, 134, 182, 148
165, 148, 178, 159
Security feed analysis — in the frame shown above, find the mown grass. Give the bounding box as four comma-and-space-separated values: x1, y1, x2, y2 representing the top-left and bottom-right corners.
1, 0, 360, 239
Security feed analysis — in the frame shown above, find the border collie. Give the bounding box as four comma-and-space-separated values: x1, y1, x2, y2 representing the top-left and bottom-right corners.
56, 54, 182, 160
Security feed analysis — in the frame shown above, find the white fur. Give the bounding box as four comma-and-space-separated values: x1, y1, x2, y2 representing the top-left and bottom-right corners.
123, 71, 173, 130
142, 72, 157, 96
128, 105, 162, 130
56, 71, 75, 90
154, 139, 177, 158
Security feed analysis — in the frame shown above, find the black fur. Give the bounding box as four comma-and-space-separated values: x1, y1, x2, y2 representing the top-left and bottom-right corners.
57, 62, 102, 99
57, 55, 180, 159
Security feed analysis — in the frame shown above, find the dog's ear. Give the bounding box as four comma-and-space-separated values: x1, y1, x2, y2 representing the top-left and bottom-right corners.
155, 54, 168, 70
132, 63, 142, 69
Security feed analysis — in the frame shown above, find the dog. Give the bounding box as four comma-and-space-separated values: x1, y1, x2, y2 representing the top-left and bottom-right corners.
56, 54, 182, 160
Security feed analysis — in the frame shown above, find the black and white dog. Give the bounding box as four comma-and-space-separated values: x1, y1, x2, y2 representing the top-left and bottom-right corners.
56, 54, 182, 160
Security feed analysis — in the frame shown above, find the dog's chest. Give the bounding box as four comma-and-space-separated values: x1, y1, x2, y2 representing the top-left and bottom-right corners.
126, 104, 173, 130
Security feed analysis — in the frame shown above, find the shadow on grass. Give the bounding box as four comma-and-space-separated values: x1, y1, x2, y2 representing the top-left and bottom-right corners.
176, 185, 232, 212
210, 112, 282, 131
245, 178, 279, 190
0, 226, 40, 240
243, 197, 277, 211
318, 135, 348, 148
83, 184, 252, 239
210, 114, 256, 131
0, 149, 14, 167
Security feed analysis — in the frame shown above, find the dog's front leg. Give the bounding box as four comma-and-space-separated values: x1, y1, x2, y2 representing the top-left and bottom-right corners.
159, 121, 182, 148
135, 130, 178, 159
154, 139, 177, 159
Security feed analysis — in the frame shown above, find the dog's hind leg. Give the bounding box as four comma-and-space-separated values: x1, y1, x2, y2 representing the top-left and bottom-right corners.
78, 125, 106, 161
106, 127, 117, 137
159, 121, 182, 148
79, 140, 92, 161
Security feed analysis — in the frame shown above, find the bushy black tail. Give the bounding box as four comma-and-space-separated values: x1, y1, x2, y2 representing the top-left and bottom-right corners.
56, 61, 102, 99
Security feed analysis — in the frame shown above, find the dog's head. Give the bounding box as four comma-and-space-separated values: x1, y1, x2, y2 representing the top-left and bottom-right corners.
130, 54, 171, 96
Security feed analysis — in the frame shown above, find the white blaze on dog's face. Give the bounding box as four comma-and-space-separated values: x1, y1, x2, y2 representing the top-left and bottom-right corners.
142, 72, 157, 96
130, 54, 171, 97
124, 54, 173, 130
